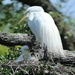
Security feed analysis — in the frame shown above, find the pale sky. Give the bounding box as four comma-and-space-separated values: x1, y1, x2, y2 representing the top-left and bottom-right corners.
50, 0, 75, 19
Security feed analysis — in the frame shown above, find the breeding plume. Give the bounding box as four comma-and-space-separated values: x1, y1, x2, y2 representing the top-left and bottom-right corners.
18, 6, 64, 57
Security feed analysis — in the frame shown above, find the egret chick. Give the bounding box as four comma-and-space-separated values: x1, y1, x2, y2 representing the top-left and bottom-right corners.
18, 6, 65, 57
16, 45, 31, 61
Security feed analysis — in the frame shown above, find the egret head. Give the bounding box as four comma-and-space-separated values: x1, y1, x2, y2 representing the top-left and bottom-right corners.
21, 45, 30, 53
18, 6, 44, 24
16, 45, 31, 61
26, 6, 44, 13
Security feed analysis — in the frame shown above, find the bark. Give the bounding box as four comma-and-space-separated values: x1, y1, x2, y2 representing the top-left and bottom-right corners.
0, 31, 75, 66
0, 31, 36, 46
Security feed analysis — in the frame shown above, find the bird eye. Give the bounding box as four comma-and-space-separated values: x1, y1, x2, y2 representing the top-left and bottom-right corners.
26, 11, 29, 14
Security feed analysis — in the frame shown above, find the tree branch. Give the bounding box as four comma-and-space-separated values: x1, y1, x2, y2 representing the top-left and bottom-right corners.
0, 31, 75, 66
0, 31, 36, 46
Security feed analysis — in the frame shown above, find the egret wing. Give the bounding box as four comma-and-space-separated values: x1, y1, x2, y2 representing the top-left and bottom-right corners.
28, 12, 64, 56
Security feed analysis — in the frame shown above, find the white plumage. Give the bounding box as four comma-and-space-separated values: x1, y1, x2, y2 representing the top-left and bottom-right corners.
16, 45, 31, 61
18, 6, 65, 57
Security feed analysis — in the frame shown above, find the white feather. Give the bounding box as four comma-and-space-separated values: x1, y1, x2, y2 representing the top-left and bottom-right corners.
26, 6, 64, 57
19, 6, 65, 57
16, 45, 31, 61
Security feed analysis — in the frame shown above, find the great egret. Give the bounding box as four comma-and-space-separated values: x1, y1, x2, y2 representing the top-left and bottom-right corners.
16, 45, 31, 61
18, 6, 64, 57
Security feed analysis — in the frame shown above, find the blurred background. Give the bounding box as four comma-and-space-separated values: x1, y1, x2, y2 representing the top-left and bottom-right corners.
0, 0, 75, 55
0, 0, 75, 74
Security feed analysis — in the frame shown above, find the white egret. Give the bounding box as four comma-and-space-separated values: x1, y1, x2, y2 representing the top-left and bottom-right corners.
18, 6, 65, 57
16, 45, 31, 61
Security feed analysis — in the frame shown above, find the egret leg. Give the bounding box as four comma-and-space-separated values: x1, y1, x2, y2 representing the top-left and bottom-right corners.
43, 43, 47, 60
42, 43, 55, 64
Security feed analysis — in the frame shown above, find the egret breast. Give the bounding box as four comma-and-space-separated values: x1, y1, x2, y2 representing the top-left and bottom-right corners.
27, 12, 44, 42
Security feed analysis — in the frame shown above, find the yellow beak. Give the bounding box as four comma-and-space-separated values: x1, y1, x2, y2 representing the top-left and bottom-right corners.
18, 13, 27, 24
27, 49, 31, 53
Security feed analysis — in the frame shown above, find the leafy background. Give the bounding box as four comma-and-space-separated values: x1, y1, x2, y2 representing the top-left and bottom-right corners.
0, 0, 75, 74
0, 0, 75, 55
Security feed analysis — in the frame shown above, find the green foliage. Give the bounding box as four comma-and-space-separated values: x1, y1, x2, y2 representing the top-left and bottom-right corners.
0, 0, 75, 74
0, 0, 32, 55
0, 0, 33, 74
0, 0, 31, 33
0, 46, 19, 74
0, 46, 49, 75
0, 46, 33, 75
0, 45, 9, 55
